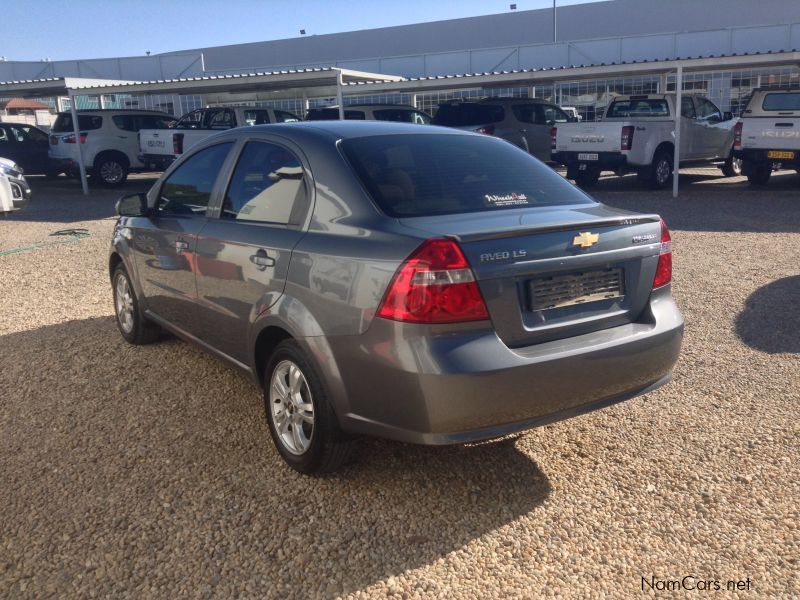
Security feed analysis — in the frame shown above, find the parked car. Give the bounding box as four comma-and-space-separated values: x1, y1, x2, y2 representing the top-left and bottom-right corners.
138, 106, 302, 170
0, 123, 58, 176
0, 157, 31, 214
561, 106, 583, 122
431, 98, 575, 162
110, 121, 683, 474
733, 88, 800, 186
551, 94, 740, 188
305, 104, 432, 124
48, 110, 176, 186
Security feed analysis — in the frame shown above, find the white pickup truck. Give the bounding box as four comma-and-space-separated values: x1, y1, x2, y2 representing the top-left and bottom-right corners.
138, 106, 301, 170
733, 88, 800, 186
551, 94, 739, 188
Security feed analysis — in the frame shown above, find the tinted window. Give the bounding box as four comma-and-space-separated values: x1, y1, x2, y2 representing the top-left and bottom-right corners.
159, 143, 233, 216
112, 115, 136, 131
373, 109, 431, 124
762, 92, 800, 111
8, 125, 47, 142
207, 109, 236, 129
342, 134, 593, 218
696, 98, 721, 120
274, 110, 302, 123
538, 105, 569, 124
432, 104, 505, 127
222, 142, 307, 225
607, 99, 669, 118
52, 114, 103, 132
243, 109, 270, 126
174, 110, 203, 129
0, 128, 8, 143
681, 97, 696, 118
306, 108, 365, 120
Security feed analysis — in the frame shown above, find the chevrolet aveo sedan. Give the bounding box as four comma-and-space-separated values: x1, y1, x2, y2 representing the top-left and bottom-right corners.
110, 121, 683, 474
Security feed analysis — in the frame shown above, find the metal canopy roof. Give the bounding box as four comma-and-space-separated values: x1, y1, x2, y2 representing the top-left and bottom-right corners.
67, 67, 405, 102
0, 77, 136, 98
346, 50, 800, 94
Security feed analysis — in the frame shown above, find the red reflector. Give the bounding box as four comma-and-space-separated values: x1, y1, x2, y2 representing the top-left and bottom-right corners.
550, 126, 558, 150
652, 218, 672, 289
377, 238, 490, 324
733, 121, 743, 149
474, 125, 495, 136
173, 133, 184, 154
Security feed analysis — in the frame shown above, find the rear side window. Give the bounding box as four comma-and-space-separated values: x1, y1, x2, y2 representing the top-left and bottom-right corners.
222, 142, 307, 225
432, 104, 504, 126
52, 114, 103, 132
274, 110, 301, 123
159, 142, 233, 216
607, 99, 669, 118
112, 115, 136, 131
373, 109, 431, 124
762, 92, 800, 111
341, 134, 593, 217
243, 109, 270, 125
174, 110, 203, 129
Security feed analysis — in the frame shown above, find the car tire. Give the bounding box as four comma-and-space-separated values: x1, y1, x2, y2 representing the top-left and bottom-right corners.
264, 340, 355, 474
648, 150, 673, 189
721, 155, 742, 177
746, 164, 772, 186
94, 153, 129, 187
112, 264, 160, 345
574, 166, 600, 188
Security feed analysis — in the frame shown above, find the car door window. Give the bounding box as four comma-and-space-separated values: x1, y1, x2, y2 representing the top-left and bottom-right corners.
208, 109, 236, 129
681, 97, 696, 118
174, 110, 204, 129
243, 109, 271, 125
159, 142, 233, 216
536, 105, 569, 124
697, 98, 722, 121
222, 141, 308, 226
273, 110, 301, 123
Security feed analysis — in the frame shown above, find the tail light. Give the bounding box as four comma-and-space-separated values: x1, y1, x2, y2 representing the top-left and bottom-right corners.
652, 218, 672, 289
550, 126, 558, 150
49, 135, 59, 146
173, 133, 184, 154
474, 125, 495, 136
377, 238, 489, 324
621, 126, 635, 151
733, 121, 743, 149
62, 133, 87, 144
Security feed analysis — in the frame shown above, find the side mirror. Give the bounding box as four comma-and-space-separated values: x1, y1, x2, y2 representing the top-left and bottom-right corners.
723, 111, 733, 121
116, 192, 149, 217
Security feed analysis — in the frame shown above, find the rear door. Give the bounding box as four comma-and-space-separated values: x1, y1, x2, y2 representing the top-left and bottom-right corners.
132, 141, 234, 334
194, 138, 311, 363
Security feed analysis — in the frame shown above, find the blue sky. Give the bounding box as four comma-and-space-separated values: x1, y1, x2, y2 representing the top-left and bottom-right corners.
1, 0, 603, 61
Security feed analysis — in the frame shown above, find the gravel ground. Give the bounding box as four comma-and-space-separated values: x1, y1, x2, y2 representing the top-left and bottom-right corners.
0, 171, 798, 598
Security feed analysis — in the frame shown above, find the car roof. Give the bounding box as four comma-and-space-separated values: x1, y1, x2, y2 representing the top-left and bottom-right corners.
56, 109, 173, 115
241, 120, 475, 140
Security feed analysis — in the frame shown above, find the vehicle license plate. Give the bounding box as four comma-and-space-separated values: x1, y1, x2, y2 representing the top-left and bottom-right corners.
578, 153, 599, 161
767, 150, 795, 160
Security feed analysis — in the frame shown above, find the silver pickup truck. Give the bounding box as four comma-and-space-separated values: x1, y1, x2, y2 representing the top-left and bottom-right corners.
551, 94, 739, 188
733, 88, 800, 186
138, 106, 301, 170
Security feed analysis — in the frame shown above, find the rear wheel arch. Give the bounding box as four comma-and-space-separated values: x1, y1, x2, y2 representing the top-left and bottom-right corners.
254, 326, 294, 388
93, 150, 130, 186
109, 252, 123, 281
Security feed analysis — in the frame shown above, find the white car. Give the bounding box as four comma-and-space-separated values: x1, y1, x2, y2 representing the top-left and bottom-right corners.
0, 157, 31, 214
552, 94, 739, 188
733, 88, 800, 186
48, 110, 176, 187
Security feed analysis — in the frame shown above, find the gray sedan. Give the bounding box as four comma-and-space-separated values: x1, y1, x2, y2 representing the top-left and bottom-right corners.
110, 121, 683, 474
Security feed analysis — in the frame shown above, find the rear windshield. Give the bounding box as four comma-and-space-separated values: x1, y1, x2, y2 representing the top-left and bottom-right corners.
341, 134, 593, 218
52, 114, 103, 132
432, 104, 505, 127
373, 108, 431, 124
762, 92, 800, 111
606, 99, 670, 118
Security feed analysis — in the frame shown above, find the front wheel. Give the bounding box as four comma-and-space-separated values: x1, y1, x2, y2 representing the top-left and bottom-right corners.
264, 340, 355, 474
112, 264, 160, 344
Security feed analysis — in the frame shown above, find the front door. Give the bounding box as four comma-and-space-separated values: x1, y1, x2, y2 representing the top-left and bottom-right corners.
132, 141, 234, 335
194, 140, 310, 363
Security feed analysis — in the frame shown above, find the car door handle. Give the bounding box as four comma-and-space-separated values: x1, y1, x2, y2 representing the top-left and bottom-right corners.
174, 240, 189, 251
250, 250, 275, 270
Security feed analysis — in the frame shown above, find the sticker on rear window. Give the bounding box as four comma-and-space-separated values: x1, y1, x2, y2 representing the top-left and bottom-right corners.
484, 193, 529, 207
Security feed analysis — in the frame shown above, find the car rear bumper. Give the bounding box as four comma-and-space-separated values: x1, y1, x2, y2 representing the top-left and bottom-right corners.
328, 287, 683, 444
733, 148, 800, 166
552, 151, 628, 171
139, 153, 175, 171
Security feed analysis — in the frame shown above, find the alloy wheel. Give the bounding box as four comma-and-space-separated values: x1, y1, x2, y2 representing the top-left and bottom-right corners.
115, 274, 134, 333
269, 360, 315, 455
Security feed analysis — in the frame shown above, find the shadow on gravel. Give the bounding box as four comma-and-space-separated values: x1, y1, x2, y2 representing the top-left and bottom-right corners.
735, 275, 800, 354
0, 316, 550, 597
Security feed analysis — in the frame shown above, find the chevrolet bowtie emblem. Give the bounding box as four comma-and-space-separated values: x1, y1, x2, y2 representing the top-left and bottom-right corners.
572, 231, 599, 248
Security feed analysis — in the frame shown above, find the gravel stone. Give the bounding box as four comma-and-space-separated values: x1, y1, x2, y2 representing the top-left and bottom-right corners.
0, 171, 797, 598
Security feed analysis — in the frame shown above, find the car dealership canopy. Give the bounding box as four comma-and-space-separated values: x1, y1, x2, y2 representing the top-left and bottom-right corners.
2, 52, 800, 196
